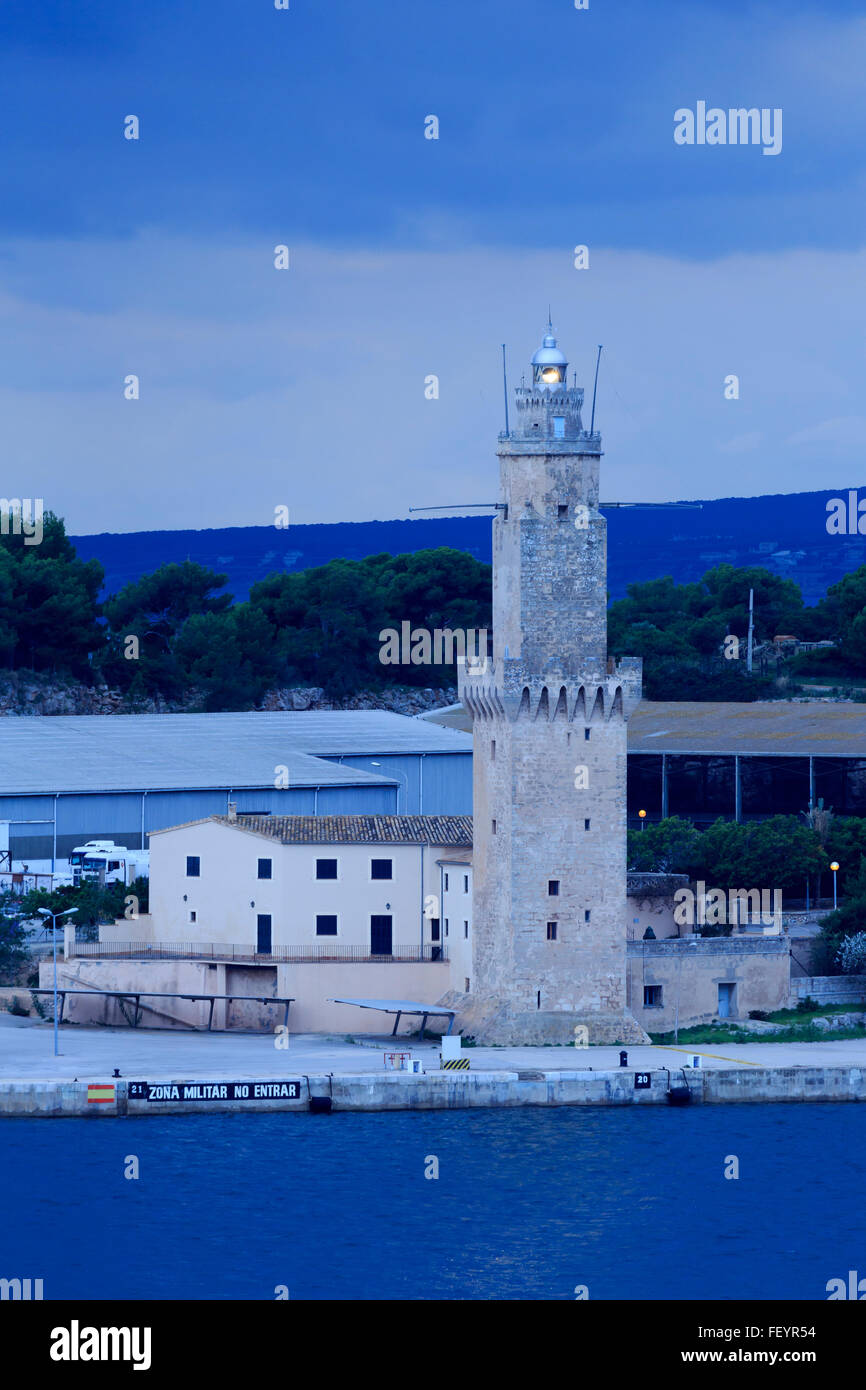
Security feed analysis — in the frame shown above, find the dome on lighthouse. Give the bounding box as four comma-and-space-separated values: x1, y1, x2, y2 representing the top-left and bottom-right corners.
530, 322, 568, 385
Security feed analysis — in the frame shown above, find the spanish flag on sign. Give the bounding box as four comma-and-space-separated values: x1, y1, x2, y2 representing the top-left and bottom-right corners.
87, 1084, 115, 1104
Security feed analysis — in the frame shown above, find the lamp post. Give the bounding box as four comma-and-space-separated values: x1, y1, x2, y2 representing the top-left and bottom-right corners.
638, 809, 647, 832
37, 907, 77, 1057
830, 862, 840, 911
370, 761, 409, 813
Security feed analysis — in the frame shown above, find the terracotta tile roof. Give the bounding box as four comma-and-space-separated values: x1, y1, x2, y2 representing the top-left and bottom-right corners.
213, 813, 473, 846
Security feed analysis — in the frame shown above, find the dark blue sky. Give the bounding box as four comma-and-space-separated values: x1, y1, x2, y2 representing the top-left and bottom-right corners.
0, 0, 863, 531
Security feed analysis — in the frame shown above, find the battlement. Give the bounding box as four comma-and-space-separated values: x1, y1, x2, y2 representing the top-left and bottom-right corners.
459, 661, 642, 724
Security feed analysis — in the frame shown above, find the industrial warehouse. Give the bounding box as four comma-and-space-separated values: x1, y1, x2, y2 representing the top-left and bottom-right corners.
0, 709, 473, 869
3, 699, 866, 877
425, 698, 866, 822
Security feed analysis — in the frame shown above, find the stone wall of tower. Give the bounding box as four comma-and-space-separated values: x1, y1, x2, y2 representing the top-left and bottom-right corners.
493, 448, 606, 674
461, 667, 642, 1041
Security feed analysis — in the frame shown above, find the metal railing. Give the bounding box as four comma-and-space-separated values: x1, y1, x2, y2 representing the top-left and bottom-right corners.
73, 941, 448, 963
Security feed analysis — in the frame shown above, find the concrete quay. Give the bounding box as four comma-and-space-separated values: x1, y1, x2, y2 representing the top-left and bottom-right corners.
2, 1017, 866, 1115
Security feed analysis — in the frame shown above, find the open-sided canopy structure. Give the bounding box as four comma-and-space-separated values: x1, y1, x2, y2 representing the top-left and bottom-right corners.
328, 997, 456, 1036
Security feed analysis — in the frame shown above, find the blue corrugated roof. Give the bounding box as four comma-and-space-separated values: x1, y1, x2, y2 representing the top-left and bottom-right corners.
0, 710, 469, 795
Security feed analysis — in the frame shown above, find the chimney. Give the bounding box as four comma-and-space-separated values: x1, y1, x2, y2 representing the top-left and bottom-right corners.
227, 801, 237, 823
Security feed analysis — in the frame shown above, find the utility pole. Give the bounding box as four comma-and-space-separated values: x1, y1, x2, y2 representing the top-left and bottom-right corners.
747, 588, 754, 673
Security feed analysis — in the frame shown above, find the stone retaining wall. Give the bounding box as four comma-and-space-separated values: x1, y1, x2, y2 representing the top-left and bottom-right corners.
793, 976, 866, 1006
2, 1065, 864, 1116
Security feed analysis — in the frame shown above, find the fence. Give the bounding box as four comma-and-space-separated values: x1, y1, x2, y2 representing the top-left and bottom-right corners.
73, 941, 448, 964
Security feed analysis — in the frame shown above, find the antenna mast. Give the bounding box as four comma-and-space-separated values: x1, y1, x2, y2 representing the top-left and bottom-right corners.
502, 344, 509, 436
590, 344, 603, 434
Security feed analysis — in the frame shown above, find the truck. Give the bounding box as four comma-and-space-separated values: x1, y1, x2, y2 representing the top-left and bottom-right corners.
68, 841, 149, 886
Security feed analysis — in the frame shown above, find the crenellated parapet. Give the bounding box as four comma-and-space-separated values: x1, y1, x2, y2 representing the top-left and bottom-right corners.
459, 657, 642, 724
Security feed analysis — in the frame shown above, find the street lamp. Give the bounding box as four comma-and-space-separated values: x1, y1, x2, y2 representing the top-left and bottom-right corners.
638, 809, 647, 831
830, 862, 840, 911
370, 761, 409, 813
37, 907, 77, 1057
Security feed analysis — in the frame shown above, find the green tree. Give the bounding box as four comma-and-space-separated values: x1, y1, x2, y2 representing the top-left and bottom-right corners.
824, 816, 866, 895
695, 815, 826, 894
643, 661, 775, 702
627, 816, 702, 873
608, 563, 819, 700
812, 566, 866, 673
701, 564, 807, 643
251, 559, 388, 697
0, 893, 28, 982
18, 880, 130, 941
248, 548, 493, 697
0, 512, 104, 675
174, 605, 278, 711
102, 561, 233, 696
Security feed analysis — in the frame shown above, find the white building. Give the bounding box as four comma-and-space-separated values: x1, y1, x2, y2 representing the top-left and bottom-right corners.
144, 812, 472, 977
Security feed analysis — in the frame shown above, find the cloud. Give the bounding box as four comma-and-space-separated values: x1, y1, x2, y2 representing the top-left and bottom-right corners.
0, 233, 864, 533
786, 416, 866, 447
716, 432, 764, 454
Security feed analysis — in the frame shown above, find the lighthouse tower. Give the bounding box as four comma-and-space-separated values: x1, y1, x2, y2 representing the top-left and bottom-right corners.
457, 325, 646, 1045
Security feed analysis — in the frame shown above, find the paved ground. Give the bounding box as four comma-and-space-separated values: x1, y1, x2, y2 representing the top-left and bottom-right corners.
3, 1014, 866, 1081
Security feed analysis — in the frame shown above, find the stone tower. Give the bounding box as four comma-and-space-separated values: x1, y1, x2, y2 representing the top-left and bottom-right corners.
457, 325, 646, 1045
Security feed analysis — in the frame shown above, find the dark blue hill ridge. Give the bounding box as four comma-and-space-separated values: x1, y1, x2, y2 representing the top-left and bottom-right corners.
71, 488, 865, 608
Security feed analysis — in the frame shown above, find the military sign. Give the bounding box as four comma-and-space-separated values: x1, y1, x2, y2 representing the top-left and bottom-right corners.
128, 1080, 301, 1102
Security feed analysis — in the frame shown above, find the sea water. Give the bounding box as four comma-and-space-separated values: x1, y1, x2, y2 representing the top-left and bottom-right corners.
2, 1104, 864, 1300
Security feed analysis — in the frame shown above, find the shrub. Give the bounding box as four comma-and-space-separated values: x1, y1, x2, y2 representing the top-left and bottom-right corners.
837, 932, 866, 975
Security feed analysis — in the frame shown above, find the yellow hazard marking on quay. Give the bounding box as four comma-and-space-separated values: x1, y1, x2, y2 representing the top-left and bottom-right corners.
651, 1045, 762, 1067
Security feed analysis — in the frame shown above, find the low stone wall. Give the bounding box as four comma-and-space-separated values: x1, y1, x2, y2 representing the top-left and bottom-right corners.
792, 975, 866, 1006
37, 956, 451, 1033
98, 916, 156, 945
2, 1064, 865, 1117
